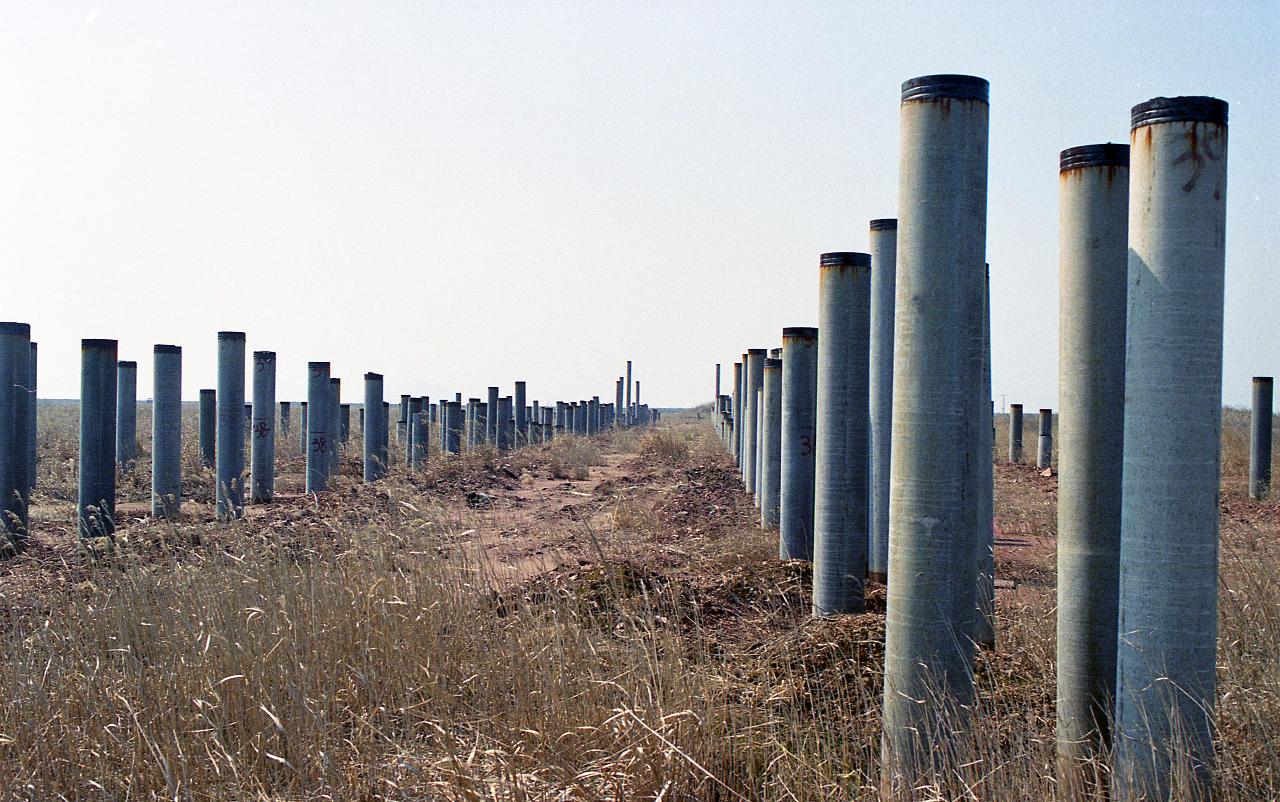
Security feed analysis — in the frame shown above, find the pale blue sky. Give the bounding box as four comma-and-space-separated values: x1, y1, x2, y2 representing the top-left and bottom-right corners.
2, 2, 1276, 408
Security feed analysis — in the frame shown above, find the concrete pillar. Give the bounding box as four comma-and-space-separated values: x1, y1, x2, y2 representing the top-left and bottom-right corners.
1250, 377, 1273, 500
868, 218, 898, 584
780, 327, 818, 560
115, 361, 137, 468
466, 399, 479, 450
279, 401, 291, 439
0, 323, 31, 542
754, 387, 763, 506
399, 394, 410, 444
1037, 410, 1053, 469
972, 265, 996, 648
445, 400, 463, 455
760, 357, 783, 529
742, 349, 766, 495
812, 252, 872, 614
305, 362, 331, 493
1008, 403, 1024, 462
714, 363, 721, 411
1115, 95, 1228, 800
486, 386, 499, 444
882, 74, 989, 776
730, 362, 742, 462
78, 338, 117, 539
299, 402, 308, 454
363, 373, 384, 481
614, 378, 623, 428
152, 345, 182, 518
410, 412, 427, 469
216, 332, 246, 519
341, 404, 351, 444
329, 378, 342, 476
199, 389, 216, 469
514, 382, 527, 447
26, 342, 36, 493
405, 396, 423, 465
497, 396, 513, 452
1056, 143, 1130, 770
476, 402, 489, 447
381, 402, 390, 467
251, 351, 276, 503
625, 361, 633, 425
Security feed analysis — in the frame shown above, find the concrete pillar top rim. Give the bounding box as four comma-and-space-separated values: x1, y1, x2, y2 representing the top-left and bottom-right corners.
0, 322, 31, 335
154, 344, 181, 354
364, 372, 382, 380
82, 338, 117, 349
1060, 143, 1130, 171
1131, 96, 1227, 129
1254, 376, 1274, 384
782, 327, 818, 340
900, 74, 988, 103
253, 350, 276, 359
820, 252, 870, 268
116, 361, 137, 368
217, 331, 246, 340
869, 218, 898, 231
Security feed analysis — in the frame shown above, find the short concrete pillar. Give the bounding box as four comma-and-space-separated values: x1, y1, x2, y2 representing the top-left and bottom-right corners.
1115, 96, 1228, 799
882, 74, 989, 775
405, 396, 423, 464
1056, 143, 1129, 770
199, 389, 216, 469
299, 401, 308, 454
475, 402, 489, 446
410, 412, 427, 469
1009, 403, 1024, 462
151, 345, 182, 517
0, 323, 31, 542
363, 373, 385, 481
497, 396, 513, 451
251, 351, 276, 503
1250, 377, 1273, 500
812, 253, 872, 614
329, 378, 342, 475
780, 327, 818, 560
1037, 409, 1053, 469
340, 404, 351, 443
279, 401, 291, 439
115, 361, 138, 469
486, 387, 499, 444
868, 218, 898, 584
216, 332, 246, 519
444, 400, 463, 455
466, 399, 479, 450
759, 357, 783, 529
78, 338, 117, 539
305, 362, 332, 493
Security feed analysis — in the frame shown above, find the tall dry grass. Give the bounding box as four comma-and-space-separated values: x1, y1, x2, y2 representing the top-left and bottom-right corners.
0, 408, 1274, 799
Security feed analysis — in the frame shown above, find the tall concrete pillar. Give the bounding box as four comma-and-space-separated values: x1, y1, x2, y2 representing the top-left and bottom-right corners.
381, 402, 390, 468
760, 357, 783, 529
742, 349, 766, 495
754, 387, 763, 506
971, 265, 996, 649
251, 351, 276, 503
115, 361, 137, 468
340, 404, 351, 444
399, 394, 410, 444
299, 402, 308, 454
714, 363, 721, 411
1115, 95, 1228, 800
1037, 410, 1053, 469
280, 401, 291, 439
1250, 377, 1273, 500
1008, 403, 1024, 462
625, 361, 633, 425
486, 386, 499, 444
882, 74, 989, 777
78, 338, 117, 539
476, 402, 488, 446
780, 328, 818, 560
730, 362, 742, 463
26, 342, 36, 493
199, 389, 216, 469
151, 345, 182, 518
868, 218, 898, 584
514, 382, 527, 447
305, 362, 331, 493
812, 253, 872, 614
216, 332, 246, 519
329, 378, 342, 475
0, 323, 31, 542
363, 373, 384, 481
614, 378, 623, 428
1056, 143, 1129, 771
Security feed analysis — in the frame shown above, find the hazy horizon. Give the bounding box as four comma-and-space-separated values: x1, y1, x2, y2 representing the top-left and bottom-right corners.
4, 2, 1276, 409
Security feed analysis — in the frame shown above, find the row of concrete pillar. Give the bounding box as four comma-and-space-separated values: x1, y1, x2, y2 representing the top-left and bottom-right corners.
716, 76, 1229, 797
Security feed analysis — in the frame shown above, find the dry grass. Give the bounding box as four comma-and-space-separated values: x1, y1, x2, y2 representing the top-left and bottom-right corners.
0, 407, 1275, 799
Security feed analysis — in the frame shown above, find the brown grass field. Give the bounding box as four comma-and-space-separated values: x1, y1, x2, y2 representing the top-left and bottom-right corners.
0, 404, 1275, 800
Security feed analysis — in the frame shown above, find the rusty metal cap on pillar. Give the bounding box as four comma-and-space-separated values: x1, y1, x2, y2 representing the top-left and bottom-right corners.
820, 252, 871, 268
1060, 143, 1129, 171
901, 74, 988, 103
1131, 96, 1227, 129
